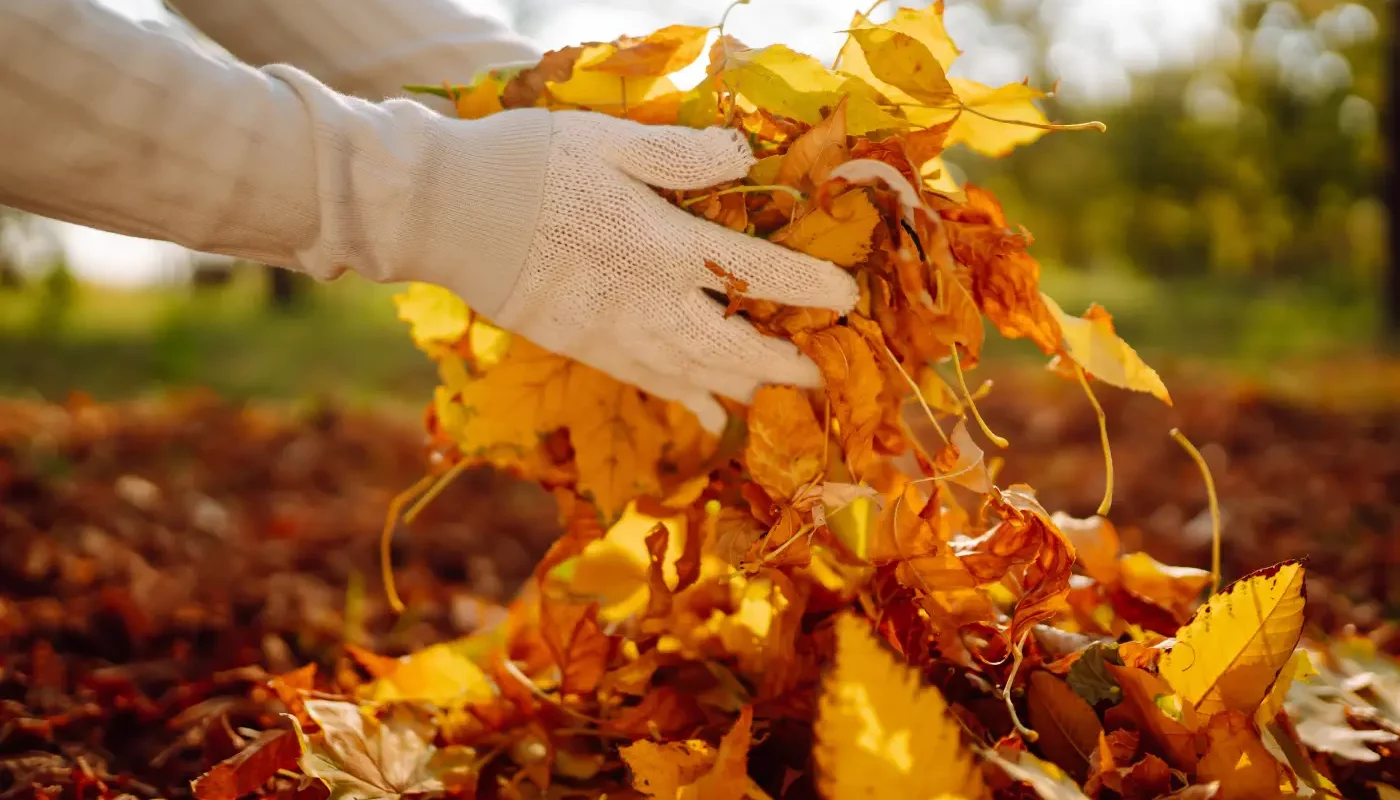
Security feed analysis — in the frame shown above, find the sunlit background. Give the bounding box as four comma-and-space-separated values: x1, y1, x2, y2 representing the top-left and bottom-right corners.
1, 0, 1393, 403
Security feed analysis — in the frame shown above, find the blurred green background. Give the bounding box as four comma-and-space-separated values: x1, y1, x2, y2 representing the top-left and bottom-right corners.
1, 0, 1393, 407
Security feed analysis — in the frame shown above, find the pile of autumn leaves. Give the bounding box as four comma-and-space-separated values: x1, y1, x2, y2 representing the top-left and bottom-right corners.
213, 5, 1400, 800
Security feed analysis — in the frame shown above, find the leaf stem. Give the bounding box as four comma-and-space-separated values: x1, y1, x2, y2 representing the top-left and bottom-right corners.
958, 105, 1107, 134
880, 342, 950, 445
404, 458, 472, 525
830, 0, 889, 71
1074, 364, 1113, 516
679, 184, 805, 208
1004, 629, 1037, 742
380, 472, 438, 614
1169, 428, 1222, 594
952, 352, 1008, 449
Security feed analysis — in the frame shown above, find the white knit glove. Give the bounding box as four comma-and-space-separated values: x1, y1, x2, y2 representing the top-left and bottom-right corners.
454, 110, 860, 434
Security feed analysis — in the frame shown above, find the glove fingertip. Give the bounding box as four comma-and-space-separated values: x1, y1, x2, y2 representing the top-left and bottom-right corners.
684, 393, 728, 436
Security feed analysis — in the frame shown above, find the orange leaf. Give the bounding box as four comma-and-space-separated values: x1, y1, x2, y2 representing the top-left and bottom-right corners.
540, 601, 610, 696
586, 25, 710, 77
792, 326, 884, 476
744, 386, 825, 502
1105, 663, 1201, 772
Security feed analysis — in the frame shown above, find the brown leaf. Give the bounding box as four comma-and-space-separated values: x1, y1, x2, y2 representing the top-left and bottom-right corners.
1027, 671, 1103, 781
644, 523, 674, 619
193, 729, 301, 800
502, 46, 587, 107
1104, 663, 1200, 772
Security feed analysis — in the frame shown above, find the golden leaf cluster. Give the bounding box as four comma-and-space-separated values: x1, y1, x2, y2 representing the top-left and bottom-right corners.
233, 5, 1400, 800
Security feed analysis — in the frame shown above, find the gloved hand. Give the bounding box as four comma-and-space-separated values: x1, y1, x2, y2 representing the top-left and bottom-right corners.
450, 110, 860, 434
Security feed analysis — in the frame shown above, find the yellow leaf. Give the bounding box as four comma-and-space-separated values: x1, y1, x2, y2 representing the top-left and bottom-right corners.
455, 75, 504, 120
747, 154, 783, 185
365, 641, 498, 707
676, 80, 721, 129
549, 43, 678, 116
947, 78, 1049, 157
567, 369, 669, 519
1042, 293, 1172, 405
744, 386, 825, 502
719, 45, 846, 125
846, 28, 957, 106
621, 739, 716, 799
1159, 560, 1307, 718
814, 614, 986, 800
771, 190, 880, 267
836, 9, 959, 113
1197, 711, 1296, 799
446, 337, 693, 519
623, 707, 756, 800
561, 502, 686, 623
1118, 551, 1212, 618
1255, 648, 1316, 726
681, 706, 754, 800
586, 25, 711, 77
858, 3, 960, 69
394, 283, 469, 346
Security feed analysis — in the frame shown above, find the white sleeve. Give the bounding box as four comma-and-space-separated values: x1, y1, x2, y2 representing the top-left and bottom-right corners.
165, 0, 543, 105
0, 0, 553, 313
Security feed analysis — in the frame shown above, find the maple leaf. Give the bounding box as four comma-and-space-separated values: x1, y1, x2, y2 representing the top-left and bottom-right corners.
1159, 560, 1307, 718
744, 386, 825, 502
393, 283, 470, 346
814, 614, 987, 800
441, 336, 708, 520
771, 189, 881, 267
289, 700, 477, 800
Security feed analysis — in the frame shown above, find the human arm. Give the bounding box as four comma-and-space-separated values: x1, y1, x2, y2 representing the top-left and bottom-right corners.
164, 0, 541, 106
0, 0, 858, 431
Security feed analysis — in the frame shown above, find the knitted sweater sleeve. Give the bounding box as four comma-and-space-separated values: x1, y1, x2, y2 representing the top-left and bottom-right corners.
165, 0, 542, 105
0, 0, 552, 312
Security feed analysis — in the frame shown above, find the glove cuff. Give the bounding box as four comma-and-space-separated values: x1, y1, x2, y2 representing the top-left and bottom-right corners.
418, 107, 553, 318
